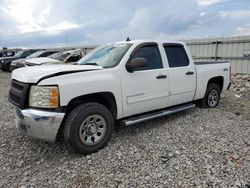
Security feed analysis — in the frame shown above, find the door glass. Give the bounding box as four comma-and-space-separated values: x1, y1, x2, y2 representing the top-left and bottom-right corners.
133, 45, 163, 70
164, 45, 189, 67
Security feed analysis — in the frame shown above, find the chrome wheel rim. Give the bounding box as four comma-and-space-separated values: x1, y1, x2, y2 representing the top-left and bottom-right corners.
79, 115, 107, 145
207, 89, 219, 107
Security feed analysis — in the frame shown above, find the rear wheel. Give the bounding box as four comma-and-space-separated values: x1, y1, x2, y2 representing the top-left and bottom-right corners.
197, 83, 221, 108
64, 103, 114, 154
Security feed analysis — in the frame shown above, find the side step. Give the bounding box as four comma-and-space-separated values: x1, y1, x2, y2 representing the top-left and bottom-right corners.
122, 103, 195, 126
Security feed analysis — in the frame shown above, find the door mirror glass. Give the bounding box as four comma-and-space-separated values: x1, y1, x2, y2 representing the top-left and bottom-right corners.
126, 57, 148, 73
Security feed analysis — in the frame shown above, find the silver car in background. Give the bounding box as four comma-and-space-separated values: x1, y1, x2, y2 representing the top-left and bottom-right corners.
10, 50, 60, 71
20, 49, 84, 67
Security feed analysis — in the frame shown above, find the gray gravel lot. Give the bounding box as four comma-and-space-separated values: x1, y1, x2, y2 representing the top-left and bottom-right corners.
0, 70, 249, 188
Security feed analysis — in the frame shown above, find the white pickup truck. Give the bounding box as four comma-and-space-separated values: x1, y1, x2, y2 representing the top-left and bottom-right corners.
9, 40, 231, 154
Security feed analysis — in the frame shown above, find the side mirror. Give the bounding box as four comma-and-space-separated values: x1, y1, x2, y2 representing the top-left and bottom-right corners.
126, 57, 148, 73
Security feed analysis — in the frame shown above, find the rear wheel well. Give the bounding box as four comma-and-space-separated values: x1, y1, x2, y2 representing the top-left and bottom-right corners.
207, 76, 224, 91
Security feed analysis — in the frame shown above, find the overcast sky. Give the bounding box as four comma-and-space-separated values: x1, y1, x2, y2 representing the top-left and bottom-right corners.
0, 0, 250, 48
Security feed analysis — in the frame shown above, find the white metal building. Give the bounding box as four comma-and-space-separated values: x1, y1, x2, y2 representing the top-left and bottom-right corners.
184, 35, 250, 74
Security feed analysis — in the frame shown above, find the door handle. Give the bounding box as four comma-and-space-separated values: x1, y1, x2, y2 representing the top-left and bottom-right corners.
186, 71, 194, 75
156, 74, 167, 79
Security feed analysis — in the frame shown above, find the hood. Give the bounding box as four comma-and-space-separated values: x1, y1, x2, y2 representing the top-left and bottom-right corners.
12, 58, 25, 64
12, 64, 103, 83
25, 57, 61, 65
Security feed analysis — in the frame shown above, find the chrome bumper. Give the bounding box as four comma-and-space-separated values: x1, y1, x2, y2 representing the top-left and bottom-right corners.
15, 108, 65, 142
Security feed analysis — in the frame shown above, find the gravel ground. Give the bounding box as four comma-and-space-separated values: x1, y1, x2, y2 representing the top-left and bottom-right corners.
0, 70, 249, 188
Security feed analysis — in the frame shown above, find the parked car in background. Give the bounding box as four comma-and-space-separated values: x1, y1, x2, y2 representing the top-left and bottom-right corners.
0, 47, 16, 57
9, 40, 231, 154
0, 49, 42, 71
20, 49, 84, 67
10, 50, 60, 71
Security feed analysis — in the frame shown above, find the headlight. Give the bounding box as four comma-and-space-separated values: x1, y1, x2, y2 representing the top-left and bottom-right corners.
29, 86, 59, 108
1, 60, 4, 63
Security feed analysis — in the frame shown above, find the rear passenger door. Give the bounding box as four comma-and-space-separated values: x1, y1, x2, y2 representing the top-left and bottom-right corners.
121, 43, 169, 117
163, 43, 196, 106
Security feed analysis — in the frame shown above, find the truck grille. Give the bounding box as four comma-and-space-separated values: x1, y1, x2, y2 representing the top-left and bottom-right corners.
9, 80, 29, 109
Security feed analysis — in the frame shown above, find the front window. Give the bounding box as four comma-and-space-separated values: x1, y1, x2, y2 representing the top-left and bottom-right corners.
21, 50, 35, 58
78, 43, 132, 68
49, 52, 71, 61
14, 51, 24, 58
132, 45, 163, 70
27, 51, 45, 58
48, 52, 60, 58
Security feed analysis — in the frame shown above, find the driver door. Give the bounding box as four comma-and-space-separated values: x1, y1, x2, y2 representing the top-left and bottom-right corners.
121, 43, 169, 117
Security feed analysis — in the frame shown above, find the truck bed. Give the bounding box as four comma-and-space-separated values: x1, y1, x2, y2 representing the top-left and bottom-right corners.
194, 60, 231, 101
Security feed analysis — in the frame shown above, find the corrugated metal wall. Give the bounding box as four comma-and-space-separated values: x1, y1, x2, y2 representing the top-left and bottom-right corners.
184, 35, 250, 73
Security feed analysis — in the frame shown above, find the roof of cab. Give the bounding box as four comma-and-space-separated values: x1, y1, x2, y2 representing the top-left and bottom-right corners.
113, 39, 186, 46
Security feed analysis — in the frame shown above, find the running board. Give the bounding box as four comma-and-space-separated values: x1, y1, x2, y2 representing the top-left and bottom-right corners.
122, 103, 195, 126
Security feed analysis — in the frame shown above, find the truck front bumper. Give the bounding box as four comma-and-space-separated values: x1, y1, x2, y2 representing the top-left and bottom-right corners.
15, 108, 65, 142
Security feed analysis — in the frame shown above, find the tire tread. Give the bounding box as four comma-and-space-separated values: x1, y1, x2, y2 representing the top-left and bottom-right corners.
63, 102, 114, 154
196, 83, 221, 108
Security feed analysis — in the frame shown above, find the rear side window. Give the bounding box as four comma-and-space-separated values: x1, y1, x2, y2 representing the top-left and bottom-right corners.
133, 45, 163, 70
164, 45, 189, 67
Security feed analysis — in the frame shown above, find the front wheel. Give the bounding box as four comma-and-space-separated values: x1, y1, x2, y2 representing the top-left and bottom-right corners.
64, 103, 114, 154
5, 62, 11, 72
197, 83, 221, 108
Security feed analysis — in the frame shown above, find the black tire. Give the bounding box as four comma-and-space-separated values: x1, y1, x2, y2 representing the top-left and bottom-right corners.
1, 64, 6, 71
196, 83, 221, 108
64, 102, 114, 154
1, 62, 11, 72
6, 62, 11, 72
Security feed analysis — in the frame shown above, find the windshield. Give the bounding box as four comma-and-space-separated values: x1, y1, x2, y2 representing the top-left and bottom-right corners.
14, 51, 24, 58
78, 43, 132, 68
49, 51, 71, 61
27, 51, 45, 58
48, 52, 60, 58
